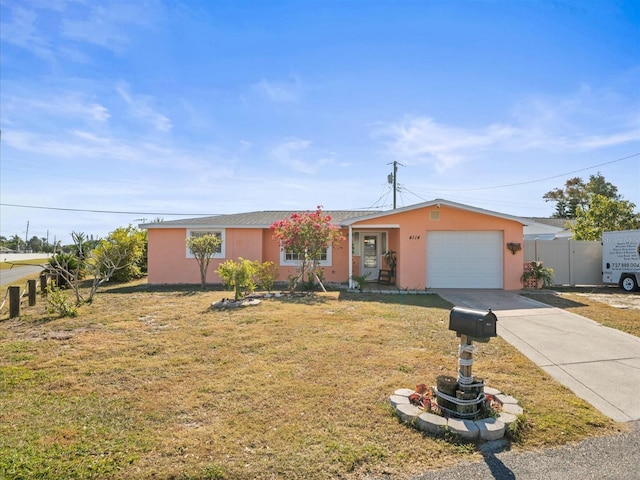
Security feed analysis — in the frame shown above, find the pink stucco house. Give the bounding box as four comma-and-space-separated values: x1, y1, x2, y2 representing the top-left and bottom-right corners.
141, 199, 527, 290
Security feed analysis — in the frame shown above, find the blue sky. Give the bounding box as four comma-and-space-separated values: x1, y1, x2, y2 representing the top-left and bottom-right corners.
1, 0, 639, 245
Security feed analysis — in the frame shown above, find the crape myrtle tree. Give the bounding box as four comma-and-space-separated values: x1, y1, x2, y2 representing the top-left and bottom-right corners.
186, 233, 222, 290
270, 206, 345, 292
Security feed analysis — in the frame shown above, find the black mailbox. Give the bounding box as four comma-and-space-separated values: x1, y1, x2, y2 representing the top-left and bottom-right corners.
449, 307, 498, 339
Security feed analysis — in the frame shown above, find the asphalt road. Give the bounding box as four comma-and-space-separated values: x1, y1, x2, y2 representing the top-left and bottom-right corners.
405, 422, 640, 480
0, 265, 45, 286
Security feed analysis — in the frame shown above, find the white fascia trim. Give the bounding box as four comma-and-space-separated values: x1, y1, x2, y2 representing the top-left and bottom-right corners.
351, 224, 400, 229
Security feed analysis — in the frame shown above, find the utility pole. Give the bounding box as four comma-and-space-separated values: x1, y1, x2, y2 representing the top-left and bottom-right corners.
387, 161, 403, 209
25, 221, 29, 245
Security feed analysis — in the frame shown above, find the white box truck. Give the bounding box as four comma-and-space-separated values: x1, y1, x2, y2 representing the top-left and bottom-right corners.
602, 230, 640, 292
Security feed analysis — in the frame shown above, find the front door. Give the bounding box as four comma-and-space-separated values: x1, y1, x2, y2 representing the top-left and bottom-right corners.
361, 234, 380, 281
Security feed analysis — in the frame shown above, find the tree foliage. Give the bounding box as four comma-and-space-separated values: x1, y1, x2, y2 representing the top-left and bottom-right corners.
270, 206, 345, 291
47, 232, 130, 305
187, 234, 222, 289
543, 173, 620, 219
571, 194, 640, 240
101, 226, 147, 282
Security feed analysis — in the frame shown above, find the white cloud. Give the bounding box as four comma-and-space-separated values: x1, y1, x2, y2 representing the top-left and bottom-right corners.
510, 83, 640, 151
2, 127, 215, 175
253, 77, 303, 103
373, 116, 518, 172
0, 1, 160, 65
375, 84, 639, 172
116, 83, 172, 132
1, 93, 110, 124
0, 6, 55, 61
269, 138, 334, 174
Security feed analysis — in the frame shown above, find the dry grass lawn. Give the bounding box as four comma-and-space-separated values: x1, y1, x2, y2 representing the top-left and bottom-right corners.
0, 280, 628, 479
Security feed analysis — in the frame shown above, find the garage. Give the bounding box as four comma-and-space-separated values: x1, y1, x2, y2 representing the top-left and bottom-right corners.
427, 231, 503, 288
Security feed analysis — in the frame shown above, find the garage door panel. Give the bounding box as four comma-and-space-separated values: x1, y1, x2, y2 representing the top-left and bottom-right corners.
427, 231, 503, 288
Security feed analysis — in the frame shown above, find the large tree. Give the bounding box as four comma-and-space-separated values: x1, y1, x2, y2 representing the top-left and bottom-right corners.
270, 206, 345, 291
543, 172, 620, 219
571, 194, 640, 240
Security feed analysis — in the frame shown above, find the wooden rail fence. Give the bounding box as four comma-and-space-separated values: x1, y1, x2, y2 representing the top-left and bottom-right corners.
1, 274, 51, 318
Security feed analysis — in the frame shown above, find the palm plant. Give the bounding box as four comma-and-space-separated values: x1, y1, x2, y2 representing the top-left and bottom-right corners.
521, 261, 554, 288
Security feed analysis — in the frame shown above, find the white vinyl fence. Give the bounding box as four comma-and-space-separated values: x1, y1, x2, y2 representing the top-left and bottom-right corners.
1, 253, 51, 262
524, 239, 602, 286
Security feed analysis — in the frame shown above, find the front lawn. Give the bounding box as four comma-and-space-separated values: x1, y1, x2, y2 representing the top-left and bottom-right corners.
0, 281, 622, 479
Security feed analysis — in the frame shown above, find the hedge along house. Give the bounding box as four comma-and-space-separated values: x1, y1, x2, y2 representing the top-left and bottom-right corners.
141, 199, 528, 290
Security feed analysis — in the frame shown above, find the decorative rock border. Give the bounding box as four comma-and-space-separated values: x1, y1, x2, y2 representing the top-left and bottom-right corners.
389, 386, 523, 441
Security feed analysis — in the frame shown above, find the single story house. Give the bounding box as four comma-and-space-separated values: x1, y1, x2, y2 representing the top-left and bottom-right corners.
140, 199, 529, 290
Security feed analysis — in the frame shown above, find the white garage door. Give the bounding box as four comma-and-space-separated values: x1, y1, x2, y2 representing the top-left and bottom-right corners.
427, 231, 503, 288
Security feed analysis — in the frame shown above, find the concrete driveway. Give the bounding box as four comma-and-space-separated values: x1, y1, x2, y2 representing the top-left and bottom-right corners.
434, 289, 640, 423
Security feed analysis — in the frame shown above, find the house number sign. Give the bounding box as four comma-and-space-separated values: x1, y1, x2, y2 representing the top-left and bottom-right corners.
409, 235, 421, 240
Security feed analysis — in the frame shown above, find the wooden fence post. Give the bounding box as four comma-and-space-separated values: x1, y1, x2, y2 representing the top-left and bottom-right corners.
9, 286, 20, 318
40, 274, 48, 294
28, 279, 37, 306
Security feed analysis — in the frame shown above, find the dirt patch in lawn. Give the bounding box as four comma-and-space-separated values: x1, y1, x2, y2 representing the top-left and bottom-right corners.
575, 292, 640, 310
525, 287, 640, 337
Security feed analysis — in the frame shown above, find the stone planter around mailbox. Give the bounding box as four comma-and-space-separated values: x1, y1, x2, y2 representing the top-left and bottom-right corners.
389, 386, 522, 441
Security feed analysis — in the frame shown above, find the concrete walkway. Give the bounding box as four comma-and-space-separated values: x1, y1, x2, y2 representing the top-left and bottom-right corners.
433, 289, 640, 423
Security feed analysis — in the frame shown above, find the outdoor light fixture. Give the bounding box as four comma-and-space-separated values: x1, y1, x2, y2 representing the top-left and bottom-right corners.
506, 242, 522, 255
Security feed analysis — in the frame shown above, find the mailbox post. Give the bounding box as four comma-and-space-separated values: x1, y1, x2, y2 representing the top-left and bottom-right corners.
433, 307, 498, 418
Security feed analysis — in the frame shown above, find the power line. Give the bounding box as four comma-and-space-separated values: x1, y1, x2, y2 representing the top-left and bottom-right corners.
0, 203, 218, 217
409, 152, 640, 193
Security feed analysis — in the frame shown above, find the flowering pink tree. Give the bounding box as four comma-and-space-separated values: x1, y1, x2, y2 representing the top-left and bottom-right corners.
270, 206, 345, 291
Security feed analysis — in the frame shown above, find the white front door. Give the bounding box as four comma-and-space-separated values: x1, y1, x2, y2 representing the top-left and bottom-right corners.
361, 234, 381, 281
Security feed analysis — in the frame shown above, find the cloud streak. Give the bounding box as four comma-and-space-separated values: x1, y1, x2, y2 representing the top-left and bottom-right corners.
116, 83, 172, 132
253, 77, 303, 103
375, 84, 640, 172
269, 138, 335, 174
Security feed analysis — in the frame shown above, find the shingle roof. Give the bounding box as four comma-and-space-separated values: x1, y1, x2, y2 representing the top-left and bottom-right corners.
527, 217, 574, 228
141, 210, 380, 229
141, 199, 532, 230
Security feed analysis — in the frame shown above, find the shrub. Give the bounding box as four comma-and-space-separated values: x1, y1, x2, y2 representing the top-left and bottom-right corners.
46, 285, 78, 317
102, 226, 147, 283
216, 258, 258, 301
255, 261, 279, 292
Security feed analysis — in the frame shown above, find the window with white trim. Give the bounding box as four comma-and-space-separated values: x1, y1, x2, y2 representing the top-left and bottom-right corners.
186, 229, 225, 258
280, 246, 332, 266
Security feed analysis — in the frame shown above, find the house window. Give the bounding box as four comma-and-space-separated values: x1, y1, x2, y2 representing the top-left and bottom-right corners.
280, 246, 332, 266
186, 229, 225, 258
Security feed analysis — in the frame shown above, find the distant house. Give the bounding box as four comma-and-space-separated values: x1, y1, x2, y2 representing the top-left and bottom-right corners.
141, 199, 528, 290
523, 217, 574, 240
